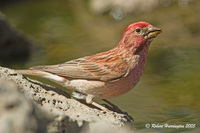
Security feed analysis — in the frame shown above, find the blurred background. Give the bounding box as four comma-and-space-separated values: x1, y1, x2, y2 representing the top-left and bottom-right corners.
0, 0, 200, 132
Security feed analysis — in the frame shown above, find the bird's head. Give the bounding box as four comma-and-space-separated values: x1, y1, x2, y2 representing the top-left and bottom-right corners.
118, 21, 162, 53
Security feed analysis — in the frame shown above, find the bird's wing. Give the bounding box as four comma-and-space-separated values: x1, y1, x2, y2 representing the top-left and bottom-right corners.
30, 56, 133, 82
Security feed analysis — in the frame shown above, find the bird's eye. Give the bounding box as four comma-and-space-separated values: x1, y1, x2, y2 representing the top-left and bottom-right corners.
135, 28, 141, 33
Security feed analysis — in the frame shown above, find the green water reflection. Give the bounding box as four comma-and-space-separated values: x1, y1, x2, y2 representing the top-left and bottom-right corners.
1, 0, 200, 132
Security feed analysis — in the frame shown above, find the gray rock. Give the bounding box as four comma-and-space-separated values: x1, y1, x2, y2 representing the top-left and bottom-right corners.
0, 12, 32, 65
0, 66, 133, 133
0, 77, 51, 133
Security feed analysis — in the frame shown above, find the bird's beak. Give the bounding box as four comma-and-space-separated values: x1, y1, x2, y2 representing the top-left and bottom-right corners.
145, 25, 162, 39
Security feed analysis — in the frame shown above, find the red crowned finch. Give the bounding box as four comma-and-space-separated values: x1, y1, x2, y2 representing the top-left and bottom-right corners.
17, 21, 162, 111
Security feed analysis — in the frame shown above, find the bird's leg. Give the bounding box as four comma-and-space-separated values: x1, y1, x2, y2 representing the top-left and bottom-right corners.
86, 95, 110, 112
103, 99, 121, 111
91, 101, 110, 112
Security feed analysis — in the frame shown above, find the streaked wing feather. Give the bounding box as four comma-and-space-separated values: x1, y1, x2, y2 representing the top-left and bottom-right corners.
30, 57, 129, 81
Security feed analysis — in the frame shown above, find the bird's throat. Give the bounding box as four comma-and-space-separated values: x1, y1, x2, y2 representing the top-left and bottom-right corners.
135, 41, 150, 54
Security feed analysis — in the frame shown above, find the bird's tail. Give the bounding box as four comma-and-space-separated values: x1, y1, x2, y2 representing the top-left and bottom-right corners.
17, 69, 48, 77
17, 69, 67, 86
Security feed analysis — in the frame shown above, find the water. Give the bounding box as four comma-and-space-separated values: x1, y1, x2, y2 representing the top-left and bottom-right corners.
1, 0, 200, 132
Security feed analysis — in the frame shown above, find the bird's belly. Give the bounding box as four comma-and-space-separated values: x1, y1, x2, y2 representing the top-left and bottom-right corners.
65, 69, 143, 99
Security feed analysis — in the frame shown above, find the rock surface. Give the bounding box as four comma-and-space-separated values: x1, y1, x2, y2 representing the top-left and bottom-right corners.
0, 66, 133, 133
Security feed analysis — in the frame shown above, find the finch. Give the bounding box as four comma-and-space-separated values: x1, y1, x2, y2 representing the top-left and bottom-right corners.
17, 21, 162, 111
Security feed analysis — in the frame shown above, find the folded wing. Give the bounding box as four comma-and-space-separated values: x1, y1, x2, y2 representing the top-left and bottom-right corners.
30, 56, 130, 82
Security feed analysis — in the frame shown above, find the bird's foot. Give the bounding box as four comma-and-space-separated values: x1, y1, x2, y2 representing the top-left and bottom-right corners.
102, 99, 134, 121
